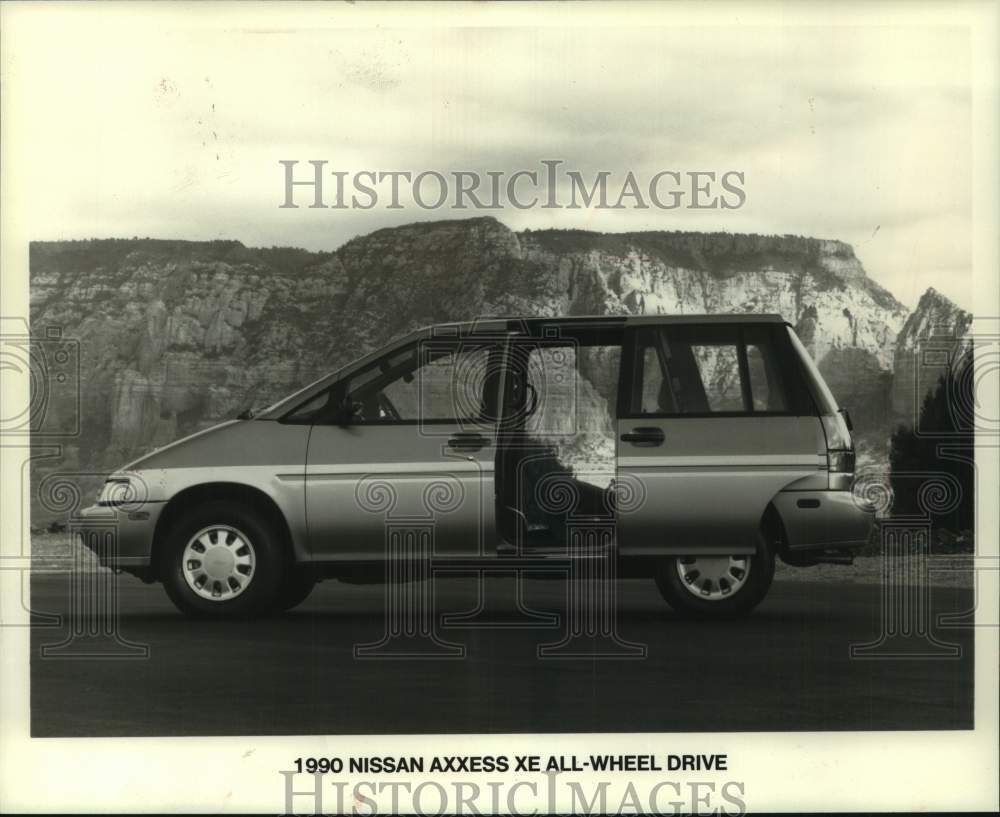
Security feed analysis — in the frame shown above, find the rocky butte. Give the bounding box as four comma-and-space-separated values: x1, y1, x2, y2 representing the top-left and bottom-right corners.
28, 216, 970, 524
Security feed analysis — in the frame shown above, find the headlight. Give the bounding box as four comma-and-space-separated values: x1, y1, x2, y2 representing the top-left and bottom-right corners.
96, 474, 146, 507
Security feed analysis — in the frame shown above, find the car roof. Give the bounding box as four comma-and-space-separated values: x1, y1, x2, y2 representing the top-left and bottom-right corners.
423, 313, 789, 335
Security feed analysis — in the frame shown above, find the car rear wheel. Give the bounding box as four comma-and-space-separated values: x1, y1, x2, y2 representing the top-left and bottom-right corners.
161, 501, 285, 618
654, 542, 775, 618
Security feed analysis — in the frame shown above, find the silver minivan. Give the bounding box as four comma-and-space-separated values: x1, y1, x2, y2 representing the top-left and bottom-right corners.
80, 315, 874, 618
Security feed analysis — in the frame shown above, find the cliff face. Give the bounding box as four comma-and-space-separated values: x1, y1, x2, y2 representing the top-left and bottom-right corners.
890, 287, 973, 427
519, 230, 906, 369
28, 217, 964, 522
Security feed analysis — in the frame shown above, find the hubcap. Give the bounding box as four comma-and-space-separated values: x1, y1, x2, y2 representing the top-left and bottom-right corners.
675, 555, 750, 601
182, 525, 255, 602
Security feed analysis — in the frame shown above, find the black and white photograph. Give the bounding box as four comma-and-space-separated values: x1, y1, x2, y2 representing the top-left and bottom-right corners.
1, 1, 998, 813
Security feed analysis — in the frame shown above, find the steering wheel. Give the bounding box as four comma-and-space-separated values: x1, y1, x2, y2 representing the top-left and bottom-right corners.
376, 391, 402, 421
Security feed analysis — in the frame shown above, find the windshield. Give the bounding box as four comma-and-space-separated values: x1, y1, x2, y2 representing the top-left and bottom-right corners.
252, 327, 430, 420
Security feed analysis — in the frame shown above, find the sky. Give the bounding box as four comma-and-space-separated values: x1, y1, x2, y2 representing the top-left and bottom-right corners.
3, 6, 974, 310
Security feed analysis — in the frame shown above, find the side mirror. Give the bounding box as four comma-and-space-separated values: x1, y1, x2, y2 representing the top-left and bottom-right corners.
839, 407, 854, 432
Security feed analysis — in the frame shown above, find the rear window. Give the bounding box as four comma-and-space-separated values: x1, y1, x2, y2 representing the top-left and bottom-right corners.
625, 323, 814, 417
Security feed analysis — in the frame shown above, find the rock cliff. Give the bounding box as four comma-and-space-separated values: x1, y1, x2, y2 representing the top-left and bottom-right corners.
890, 287, 973, 427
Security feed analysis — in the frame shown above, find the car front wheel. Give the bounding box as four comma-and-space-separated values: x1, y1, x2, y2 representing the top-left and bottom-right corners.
654, 542, 775, 618
161, 501, 285, 618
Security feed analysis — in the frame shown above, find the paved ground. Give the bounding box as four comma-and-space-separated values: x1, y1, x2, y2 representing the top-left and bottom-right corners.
27, 571, 975, 737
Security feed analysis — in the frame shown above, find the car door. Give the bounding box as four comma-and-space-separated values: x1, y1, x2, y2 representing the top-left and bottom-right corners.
616, 321, 827, 555
303, 332, 503, 560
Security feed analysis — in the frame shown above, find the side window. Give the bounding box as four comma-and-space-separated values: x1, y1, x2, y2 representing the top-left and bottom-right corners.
346, 340, 496, 424
630, 327, 745, 414
687, 342, 743, 412
626, 324, 808, 416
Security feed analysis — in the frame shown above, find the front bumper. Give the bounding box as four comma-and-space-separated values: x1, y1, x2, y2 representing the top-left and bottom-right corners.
75, 502, 164, 573
772, 489, 875, 551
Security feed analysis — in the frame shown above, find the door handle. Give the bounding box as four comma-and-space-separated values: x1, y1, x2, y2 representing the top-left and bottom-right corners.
620, 426, 665, 446
448, 432, 489, 451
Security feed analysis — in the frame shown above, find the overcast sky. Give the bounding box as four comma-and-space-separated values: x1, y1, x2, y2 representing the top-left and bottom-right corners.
5, 7, 973, 309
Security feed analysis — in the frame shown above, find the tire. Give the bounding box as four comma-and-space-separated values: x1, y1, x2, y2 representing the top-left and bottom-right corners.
160, 500, 286, 618
275, 569, 317, 612
654, 540, 775, 619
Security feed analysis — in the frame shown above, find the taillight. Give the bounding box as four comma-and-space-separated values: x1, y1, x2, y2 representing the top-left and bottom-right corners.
827, 449, 855, 474
821, 414, 855, 490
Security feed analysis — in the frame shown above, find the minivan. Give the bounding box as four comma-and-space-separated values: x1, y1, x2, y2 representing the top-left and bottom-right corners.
80, 315, 874, 618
